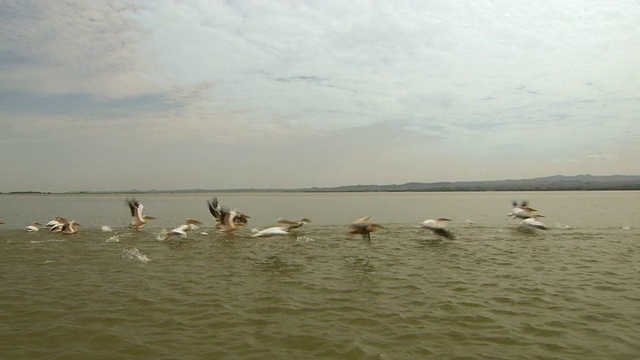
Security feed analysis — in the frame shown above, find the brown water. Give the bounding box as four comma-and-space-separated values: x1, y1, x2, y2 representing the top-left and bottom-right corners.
1, 192, 639, 359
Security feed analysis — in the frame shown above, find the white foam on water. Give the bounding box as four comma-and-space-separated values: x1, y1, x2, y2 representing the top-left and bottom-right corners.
122, 247, 151, 264
30, 239, 66, 244
43, 260, 54, 264
101, 225, 113, 232
155, 229, 168, 241
296, 236, 315, 242
106, 235, 120, 243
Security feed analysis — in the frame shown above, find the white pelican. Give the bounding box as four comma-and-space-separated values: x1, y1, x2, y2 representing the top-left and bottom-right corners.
251, 226, 291, 238
163, 219, 202, 240
508, 200, 537, 219
207, 198, 250, 227
57, 218, 80, 234
521, 216, 547, 230
349, 216, 386, 241
45, 219, 64, 233
25, 222, 42, 232
420, 218, 455, 240
250, 218, 311, 238
276, 218, 311, 231
127, 198, 156, 230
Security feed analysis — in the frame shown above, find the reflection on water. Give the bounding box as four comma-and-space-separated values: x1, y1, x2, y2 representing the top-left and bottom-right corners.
0, 192, 639, 359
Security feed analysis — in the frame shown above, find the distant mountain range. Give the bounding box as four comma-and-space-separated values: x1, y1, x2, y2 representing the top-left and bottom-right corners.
11, 174, 635, 194
297, 174, 640, 192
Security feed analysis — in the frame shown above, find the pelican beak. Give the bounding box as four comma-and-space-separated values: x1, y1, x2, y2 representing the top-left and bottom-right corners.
186, 219, 202, 225
144, 216, 156, 220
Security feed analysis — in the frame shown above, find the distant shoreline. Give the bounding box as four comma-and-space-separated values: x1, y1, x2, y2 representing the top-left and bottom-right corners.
3, 174, 640, 194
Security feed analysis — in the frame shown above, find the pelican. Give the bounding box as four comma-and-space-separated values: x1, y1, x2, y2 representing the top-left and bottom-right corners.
208, 198, 250, 227
45, 219, 64, 233
508, 200, 537, 219
127, 198, 155, 230
349, 216, 386, 240
419, 218, 455, 240
208, 198, 249, 233
25, 222, 42, 232
250, 218, 311, 238
59, 219, 81, 234
521, 215, 547, 230
163, 219, 202, 240
276, 218, 311, 231
250, 226, 291, 238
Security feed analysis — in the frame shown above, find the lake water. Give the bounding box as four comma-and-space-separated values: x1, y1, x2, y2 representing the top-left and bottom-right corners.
1, 192, 639, 359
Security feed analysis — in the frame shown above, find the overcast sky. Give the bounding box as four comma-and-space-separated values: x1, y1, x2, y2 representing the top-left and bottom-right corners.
1, 0, 639, 192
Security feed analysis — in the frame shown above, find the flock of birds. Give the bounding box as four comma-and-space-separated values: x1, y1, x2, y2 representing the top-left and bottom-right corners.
0, 198, 548, 241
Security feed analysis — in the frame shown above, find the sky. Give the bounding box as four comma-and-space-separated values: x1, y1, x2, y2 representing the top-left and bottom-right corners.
1, 0, 639, 192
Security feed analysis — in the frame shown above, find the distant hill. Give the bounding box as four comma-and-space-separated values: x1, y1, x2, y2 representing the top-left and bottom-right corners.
300, 174, 640, 192
5, 174, 638, 194
42, 174, 640, 194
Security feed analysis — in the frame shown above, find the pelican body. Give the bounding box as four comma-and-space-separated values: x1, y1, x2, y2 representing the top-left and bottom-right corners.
208, 198, 249, 233
164, 219, 202, 240
25, 222, 42, 232
127, 198, 155, 230
349, 216, 385, 240
420, 218, 455, 240
509, 200, 537, 219
521, 216, 547, 230
55, 217, 80, 234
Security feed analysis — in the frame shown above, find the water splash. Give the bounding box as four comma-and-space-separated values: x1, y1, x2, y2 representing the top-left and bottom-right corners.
122, 247, 151, 263
101, 225, 113, 232
155, 229, 168, 241
106, 235, 120, 243
296, 236, 315, 242
30, 239, 66, 244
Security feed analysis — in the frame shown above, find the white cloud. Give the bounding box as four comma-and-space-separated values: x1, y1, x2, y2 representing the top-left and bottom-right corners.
1, 0, 639, 191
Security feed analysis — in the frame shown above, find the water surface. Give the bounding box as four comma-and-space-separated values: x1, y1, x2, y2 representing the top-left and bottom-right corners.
1, 192, 639, 359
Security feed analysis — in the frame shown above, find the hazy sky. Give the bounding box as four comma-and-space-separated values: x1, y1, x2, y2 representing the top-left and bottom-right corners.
2, 0, 639, 192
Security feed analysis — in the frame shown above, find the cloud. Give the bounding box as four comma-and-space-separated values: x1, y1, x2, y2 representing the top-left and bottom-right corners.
1, 0, 639, 191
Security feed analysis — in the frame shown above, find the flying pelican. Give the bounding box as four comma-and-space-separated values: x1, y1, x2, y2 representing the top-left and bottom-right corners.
207, 198, 250, 227
521, 215, 547, 230
419, 218, 455, 240
127, 198, 156, 230
163, 219, 202, 240
59, 218, 81, 234
508, 200, 537, 219
250, 218, 311, 238
45, 219, 64, 233
208, 198, 249, 233
349, 216, 386, 241
25, 222, 42, 232
276, 218, 311, 231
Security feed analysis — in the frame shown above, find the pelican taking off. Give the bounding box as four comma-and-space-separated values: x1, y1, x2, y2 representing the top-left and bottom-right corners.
45, 219, 64, 233
521, 216, 547, 230
56, 217, 80, 234
420, 218, 455, 240
250, 218, 311, 238
349, 216, 385, 241
25, 222, 42, 232
508, 200, 537, 219
163, 219, 202, 240
127, 198, 156, 230
276, 218, 311, 231
208, 198, 249, 233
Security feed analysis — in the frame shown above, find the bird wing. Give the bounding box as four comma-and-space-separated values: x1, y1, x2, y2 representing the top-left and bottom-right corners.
207, 198, 222, 220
